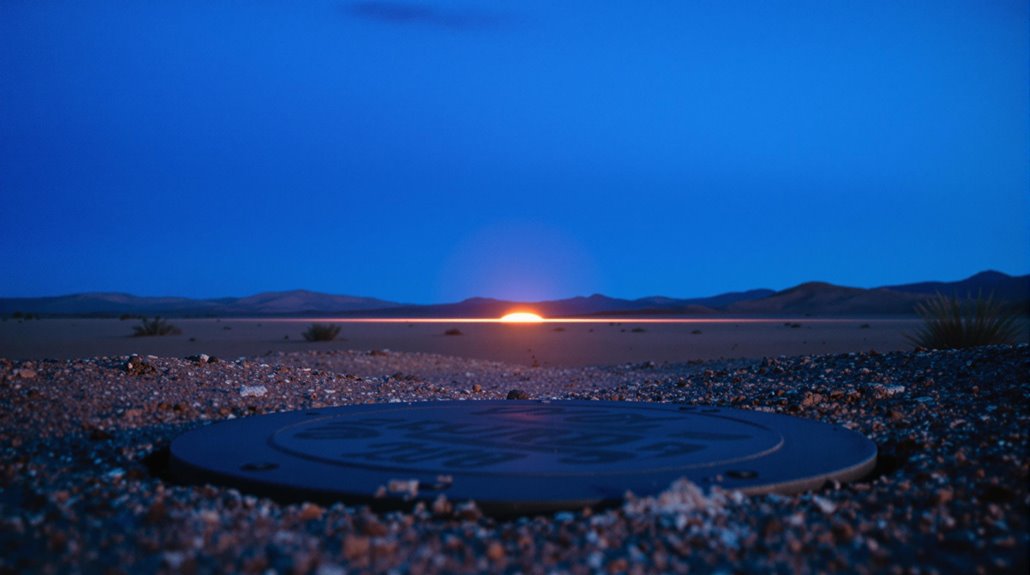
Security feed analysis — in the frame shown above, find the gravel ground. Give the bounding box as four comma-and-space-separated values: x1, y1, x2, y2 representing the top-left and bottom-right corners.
0, 344, 1027, 574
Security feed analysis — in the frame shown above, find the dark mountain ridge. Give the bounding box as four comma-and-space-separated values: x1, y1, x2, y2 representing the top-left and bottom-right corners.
0, 290, 401, 317
1, 271, 1026, 318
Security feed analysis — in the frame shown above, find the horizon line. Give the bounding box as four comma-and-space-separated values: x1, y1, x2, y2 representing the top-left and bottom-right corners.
1, 268, 1025, 303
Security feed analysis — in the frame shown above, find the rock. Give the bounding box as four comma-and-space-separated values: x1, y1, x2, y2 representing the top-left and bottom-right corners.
812, 495, 837, 514
486, 541, 506, 561
296, 503, 323, 521
239, 385, 267, 398
801, 392, 824, 407
125, 356, 156, 376
357, 516, 389, 537
342, 535, 370, 561
455, 501, 482, 521
431, 495, 452, 516
506, 389, 530, 400
15, 369, 36, 380
884, 385, 905, 397
387, 479, 419, 499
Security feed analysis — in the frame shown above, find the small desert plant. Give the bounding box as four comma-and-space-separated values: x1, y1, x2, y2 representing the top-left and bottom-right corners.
443, 328, 463, 336
133, 317, 182, 337
302, 323, 341, 342
906, 293, 1022, 350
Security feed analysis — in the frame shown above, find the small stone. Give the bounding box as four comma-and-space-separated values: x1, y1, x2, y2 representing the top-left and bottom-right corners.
455, 501, 482, 521
812, 495, 836, 514
431, 495, 452, 516
607, 558, 629, 573
125, 356, 156, 376
239, 385, 268, 397
486, 541, 506, 562
357, 517, 389, 537
162, 551, 186, 569
297, 503, 324, 521
832, 521, 855, 541
472, 384, 482, 393
506, 389, 530, 400
343, 535, 370, 560
884, 385, 905, 397
801, 392, 824, 407
15, 369, 36, 379
388, 479, 419, 499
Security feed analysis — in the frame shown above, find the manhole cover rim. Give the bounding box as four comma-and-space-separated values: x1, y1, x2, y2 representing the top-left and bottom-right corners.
169, 400, 877, 513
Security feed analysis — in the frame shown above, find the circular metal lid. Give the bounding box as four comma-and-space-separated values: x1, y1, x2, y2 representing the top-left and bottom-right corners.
170, 400, 876, 515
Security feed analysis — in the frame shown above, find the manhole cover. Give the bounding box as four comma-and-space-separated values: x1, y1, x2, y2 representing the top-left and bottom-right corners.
169, 400, 876, 515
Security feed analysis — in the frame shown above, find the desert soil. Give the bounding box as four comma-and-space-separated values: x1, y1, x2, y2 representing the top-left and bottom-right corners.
0, 342, 1027, 573
0, 317, 931, 366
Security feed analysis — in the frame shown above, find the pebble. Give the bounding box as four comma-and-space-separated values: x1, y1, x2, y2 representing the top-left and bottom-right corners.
239, 385, 267, 397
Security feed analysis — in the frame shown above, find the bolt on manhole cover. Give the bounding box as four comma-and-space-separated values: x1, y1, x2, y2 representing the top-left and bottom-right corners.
169, 400, 876, 515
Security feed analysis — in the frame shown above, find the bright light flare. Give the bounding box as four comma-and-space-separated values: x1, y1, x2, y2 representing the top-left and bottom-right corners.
499, 312, 545, 323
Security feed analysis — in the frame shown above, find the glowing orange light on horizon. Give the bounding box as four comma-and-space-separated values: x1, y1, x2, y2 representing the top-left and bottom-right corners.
499, 312, 545, 323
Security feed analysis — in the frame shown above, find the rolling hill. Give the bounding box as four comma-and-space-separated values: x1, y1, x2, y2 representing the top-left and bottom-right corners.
1, 271, 1026, 318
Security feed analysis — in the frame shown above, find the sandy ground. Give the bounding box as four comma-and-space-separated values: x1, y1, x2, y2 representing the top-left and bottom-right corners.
0, 317, 933, 366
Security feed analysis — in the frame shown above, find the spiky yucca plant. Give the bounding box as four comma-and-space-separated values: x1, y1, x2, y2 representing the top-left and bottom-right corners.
302, 323, 341, 342
907, 293, 1022, 350
132, 317, 182, 337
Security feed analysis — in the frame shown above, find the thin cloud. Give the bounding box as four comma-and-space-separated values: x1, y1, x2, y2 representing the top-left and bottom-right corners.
346, 1, 507, 30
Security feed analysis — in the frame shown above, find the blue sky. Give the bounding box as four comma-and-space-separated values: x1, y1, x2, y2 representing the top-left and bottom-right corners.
1, 0, 1027, 303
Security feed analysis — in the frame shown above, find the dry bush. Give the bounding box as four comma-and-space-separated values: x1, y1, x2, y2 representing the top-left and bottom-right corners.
907, 293, 1021, 349
302, 323, 341, 342
132, 317, 182, 337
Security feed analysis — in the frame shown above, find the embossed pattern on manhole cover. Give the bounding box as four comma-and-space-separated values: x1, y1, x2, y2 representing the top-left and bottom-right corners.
170, 401, 877, 515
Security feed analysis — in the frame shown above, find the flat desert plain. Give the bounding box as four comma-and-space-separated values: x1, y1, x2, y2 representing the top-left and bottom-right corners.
0, 317, 931, 365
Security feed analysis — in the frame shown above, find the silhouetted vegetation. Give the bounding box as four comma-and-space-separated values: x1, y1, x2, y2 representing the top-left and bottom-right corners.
907, 293, 1021, 350
444, 328, 463, 336
302, 323, 341, 342
132, 317, 182, 337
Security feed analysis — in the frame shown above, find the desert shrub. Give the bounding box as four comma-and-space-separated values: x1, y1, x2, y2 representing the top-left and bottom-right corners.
906, 293, 1022, 350
302, 323, 341, 342
133, 317, 182, 337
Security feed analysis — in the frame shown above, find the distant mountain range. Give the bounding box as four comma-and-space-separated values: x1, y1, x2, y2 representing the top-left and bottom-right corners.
1, 271, 1026, 318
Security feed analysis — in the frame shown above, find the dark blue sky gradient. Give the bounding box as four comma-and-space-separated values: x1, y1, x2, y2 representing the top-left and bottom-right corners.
1, 1, 1027, 303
